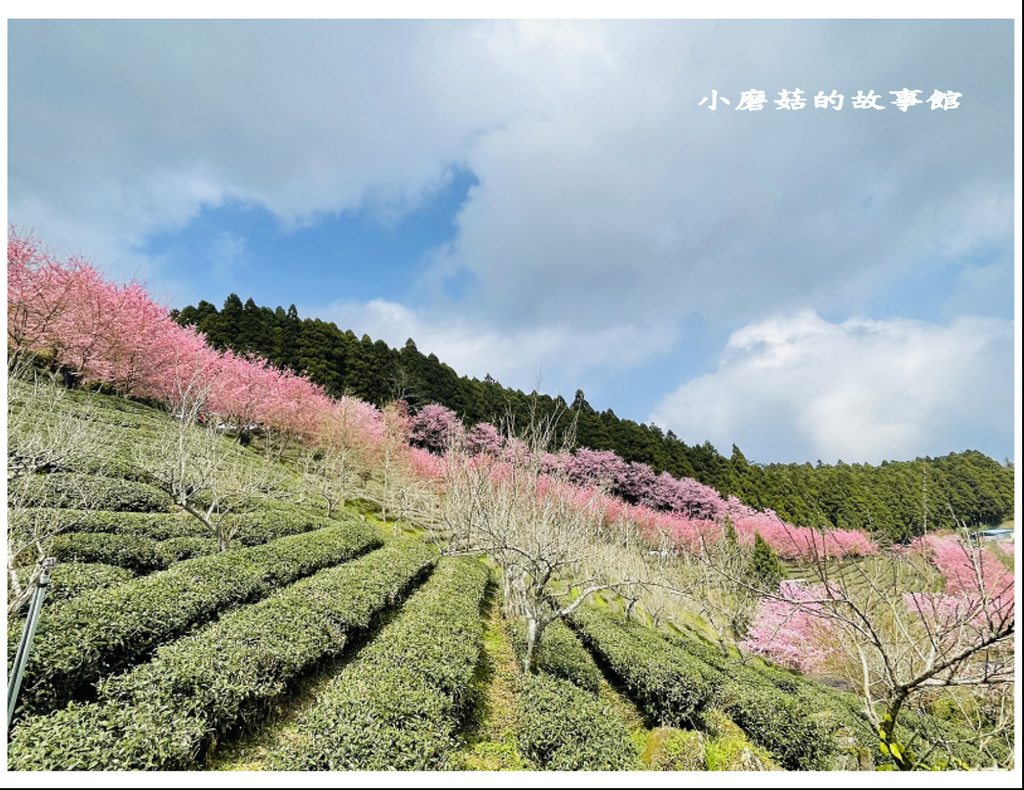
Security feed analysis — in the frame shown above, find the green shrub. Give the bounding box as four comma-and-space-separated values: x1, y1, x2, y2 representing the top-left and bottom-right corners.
666, 629, 989, 770
281, 667, 460, 771
665, 634, 837, 770
220, 505, 334, 547
7, 539, 438, 771
269, 557, 489, 771
571, 612, 840, 770
156, 537, 220, 563
746, 660, 878, 763
45, 533, 168, 573
45, 562, 136, 603
517, 671, 642, 770
65, 453, 145, 482
8, 522, 381, 718
5, 699, 202, 772
7, 563, 135, 612
749, 533, 784, 589
720, 684, 832, 770
509, 618, 603, 694
17, 503, 331, 548
17, 508, 208, 541
569, 609, 723, 730
13, 473, 173, 512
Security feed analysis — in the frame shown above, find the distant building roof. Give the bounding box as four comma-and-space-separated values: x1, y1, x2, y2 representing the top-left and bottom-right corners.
976, 528, 1014, 538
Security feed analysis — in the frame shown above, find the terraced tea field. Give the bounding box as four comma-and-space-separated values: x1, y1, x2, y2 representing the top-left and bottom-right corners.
6, 385, 997, 771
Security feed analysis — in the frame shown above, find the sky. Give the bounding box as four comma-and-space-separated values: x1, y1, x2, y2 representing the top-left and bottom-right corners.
6, 9, 1019, 467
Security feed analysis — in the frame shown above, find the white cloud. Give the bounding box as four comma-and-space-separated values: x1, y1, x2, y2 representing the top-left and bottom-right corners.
422, 21, 1014, 330
650, 310, 1014, 463
8, 20, 1015, 462
8, 20, 1013, 328
8, 20, 516, 276
308, 298, 678, 398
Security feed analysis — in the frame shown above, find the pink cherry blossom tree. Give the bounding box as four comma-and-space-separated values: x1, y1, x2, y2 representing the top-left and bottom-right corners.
464, 421, 503, 456
408, 403, 465, 454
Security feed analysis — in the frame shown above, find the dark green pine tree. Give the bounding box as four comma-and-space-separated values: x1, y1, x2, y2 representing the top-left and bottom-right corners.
238, 297, 268, 356
202, 293, 244, 351
278, 304, 302, 372
748, 533, 784, 590
175, 299, 219, 329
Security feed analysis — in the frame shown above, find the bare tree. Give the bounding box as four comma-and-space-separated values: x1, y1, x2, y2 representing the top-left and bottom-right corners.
672, 528, 763, 654
366, 401, 436, 536
130, 373, 285, 551
920, 682, 1015, 768
822, 527, 1015, 754
6, 357, 117, 617
436, 403, 650, 674
6, 356, 112, 480
386, 360, 426, 407
295, 443, 360, 519
374, 406, 406, 532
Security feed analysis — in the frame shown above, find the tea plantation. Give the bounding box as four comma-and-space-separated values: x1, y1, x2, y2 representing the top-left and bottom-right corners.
6, 385, 992, 771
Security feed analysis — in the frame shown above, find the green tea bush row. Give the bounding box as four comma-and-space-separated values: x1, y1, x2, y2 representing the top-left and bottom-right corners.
154, 537, 221, 563
753, 661, 879, 765
24, 530, 297, 577
574, 612, 833, 769
219, 506, 334, 546
569, 609, 722, 730
41, 383, 167, 424
507, 617, 640, 769
60, 451, 146, 481
7, 563, 135, 612
516, 671, 642, 770
17, 508, 209, 541
46, 533, 169, 573
17, 504, 331, 547
665, 629, 992, 770
12, 473, 173, 512
509, 618, 603, 694
44, 562, 136, 603
269, 556, 489, 771
8, 522, 381, 718
7, 375, 168, 437
676, 636, 878, 767
662, 634, 836, 770
666, 620, 999, 769
7, 538, 438, 770
716, 684, 832, 770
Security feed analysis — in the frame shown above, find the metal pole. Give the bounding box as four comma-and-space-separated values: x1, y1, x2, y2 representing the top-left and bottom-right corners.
8, 557, 56, 728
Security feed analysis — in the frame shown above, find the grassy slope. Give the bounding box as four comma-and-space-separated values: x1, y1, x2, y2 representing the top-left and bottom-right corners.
449, 578, 530, 771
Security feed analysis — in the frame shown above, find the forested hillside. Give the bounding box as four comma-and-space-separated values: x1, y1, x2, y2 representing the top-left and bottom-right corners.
174, 296, 1014, 539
